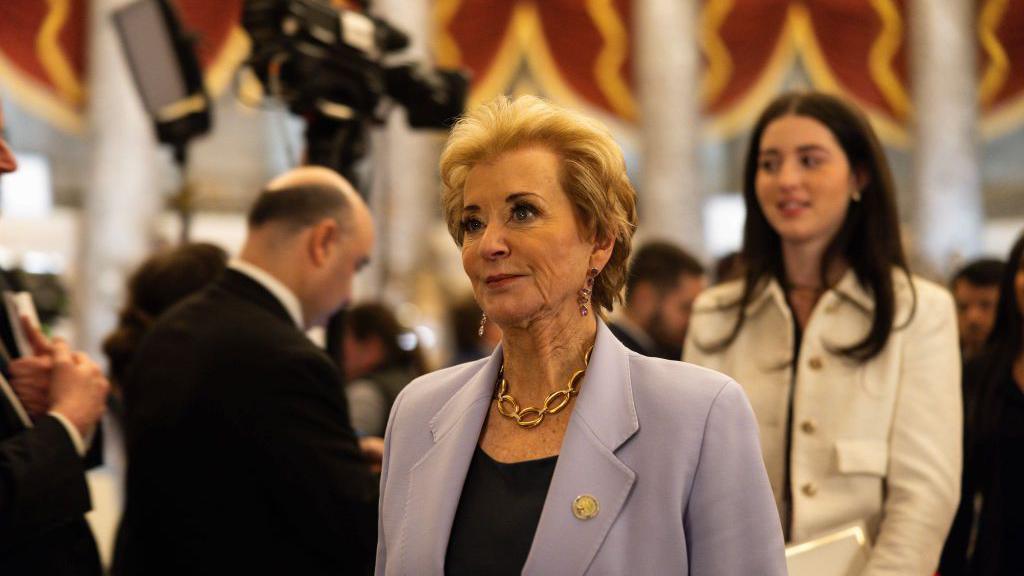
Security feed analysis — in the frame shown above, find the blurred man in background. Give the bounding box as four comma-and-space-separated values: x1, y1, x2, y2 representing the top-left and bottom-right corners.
609, 241, 705, 360
951, 258, 1004, 361
114, 166, 379, 576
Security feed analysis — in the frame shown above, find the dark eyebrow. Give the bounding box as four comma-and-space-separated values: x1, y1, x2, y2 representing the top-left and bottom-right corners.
796, 144, 831, 154
463, 192, 544, 212
506, 192, 543, 203
759, 145, 831, 157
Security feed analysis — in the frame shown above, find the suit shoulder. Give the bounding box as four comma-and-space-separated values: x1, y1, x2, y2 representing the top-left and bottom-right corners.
895, 274, 955, 329
627, 354, 737, 412
907, 274, 953, 308
392, 359, 489, 416
692, 280, 744, 314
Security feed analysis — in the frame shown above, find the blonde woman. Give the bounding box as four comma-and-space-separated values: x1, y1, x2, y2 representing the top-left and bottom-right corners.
375, 96, 786, 575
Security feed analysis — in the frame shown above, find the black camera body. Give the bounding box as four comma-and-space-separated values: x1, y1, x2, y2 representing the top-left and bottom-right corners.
242, 0, 469, 184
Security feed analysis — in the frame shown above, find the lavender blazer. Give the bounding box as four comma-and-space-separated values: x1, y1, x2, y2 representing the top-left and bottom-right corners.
375, 321, 786, 575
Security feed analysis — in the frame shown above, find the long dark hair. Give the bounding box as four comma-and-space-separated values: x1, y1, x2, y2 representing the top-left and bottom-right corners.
709, 91, 913, 361
103, 243, 228, 387
970, 230, 1024, 439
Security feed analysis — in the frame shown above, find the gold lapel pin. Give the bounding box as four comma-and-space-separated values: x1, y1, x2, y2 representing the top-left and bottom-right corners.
572, 494, 600, 520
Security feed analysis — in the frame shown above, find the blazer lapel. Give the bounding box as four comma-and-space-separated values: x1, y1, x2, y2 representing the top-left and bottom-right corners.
523, 322, 639, 576
399, 348, 502, 574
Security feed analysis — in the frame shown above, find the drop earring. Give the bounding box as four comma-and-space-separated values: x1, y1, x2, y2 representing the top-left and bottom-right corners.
478, 313, 488, 337
578, 268, 598, 317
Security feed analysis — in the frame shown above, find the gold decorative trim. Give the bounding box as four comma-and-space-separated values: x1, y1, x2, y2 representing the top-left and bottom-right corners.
36, 0, 84, 106
432, 0, 464, 68
867, 0, 910, 119
464, 2, 528, 109
516, 3, 633, 133
205, 26, 251, 97
980, 93, 1024, 140
699, 0, 734, 106
584, 0, 636, 120
157, 93, 206, 121
978, 0, 1010, 108
517, 4, 589, 110
0, 49, 83, 133
791, 3, 909, 147
703, 3, 798, 139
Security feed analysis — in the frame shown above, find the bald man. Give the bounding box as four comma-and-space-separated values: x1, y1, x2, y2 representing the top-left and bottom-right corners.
113, 167, 379, 576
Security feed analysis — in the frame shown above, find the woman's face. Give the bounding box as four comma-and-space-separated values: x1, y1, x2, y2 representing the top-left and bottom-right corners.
755, 114, 860, 250
460, 145, 601, 329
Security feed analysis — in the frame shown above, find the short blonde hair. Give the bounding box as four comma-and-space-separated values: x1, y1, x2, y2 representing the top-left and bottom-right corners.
439, 95, 638, 314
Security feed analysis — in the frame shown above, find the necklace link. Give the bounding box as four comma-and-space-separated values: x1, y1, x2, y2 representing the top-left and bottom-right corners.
494, 346, 594, 429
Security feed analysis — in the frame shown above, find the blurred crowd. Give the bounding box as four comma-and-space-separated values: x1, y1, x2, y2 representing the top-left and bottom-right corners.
1, 88, 1022, 576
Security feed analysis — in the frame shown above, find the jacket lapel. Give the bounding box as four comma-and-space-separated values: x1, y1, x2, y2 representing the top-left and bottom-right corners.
398, 348, 502, 574
522, 321, 639, 575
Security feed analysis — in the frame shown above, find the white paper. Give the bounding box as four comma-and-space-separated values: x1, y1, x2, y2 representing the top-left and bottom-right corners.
3, 291, 39, 357
785, 524, 870, 576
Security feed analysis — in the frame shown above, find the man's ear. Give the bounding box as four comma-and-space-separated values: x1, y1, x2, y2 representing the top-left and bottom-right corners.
308, 218, 340, 267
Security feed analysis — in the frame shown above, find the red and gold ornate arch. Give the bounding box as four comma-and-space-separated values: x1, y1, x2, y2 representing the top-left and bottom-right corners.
5, 0, 1024, 144
434, 0, 635, 122
978, 0, 1024, 139
699, 0, 911, 144
0, 0, 248, 133
433, 0, 1024, 145
434, 0, 914, 142
0, 0, 89, 132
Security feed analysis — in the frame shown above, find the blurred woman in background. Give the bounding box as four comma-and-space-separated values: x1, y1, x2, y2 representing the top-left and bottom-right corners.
941, 229, 1024, 575
342, 302, 426, 436
103, 243, 227, 405
686, 91, 962, 574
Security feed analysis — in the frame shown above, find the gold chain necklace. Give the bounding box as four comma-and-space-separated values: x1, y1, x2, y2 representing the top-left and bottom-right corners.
494, 345, 594, 429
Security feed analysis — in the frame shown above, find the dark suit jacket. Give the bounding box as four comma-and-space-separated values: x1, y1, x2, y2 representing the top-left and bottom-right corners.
113, 269, 378, 576
0, 387, 101, 576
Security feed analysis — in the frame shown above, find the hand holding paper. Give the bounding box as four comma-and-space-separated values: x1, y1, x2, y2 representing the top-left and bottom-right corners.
48, 339, 109, 438
10, 317, 109, 436
9, 316, 54, 416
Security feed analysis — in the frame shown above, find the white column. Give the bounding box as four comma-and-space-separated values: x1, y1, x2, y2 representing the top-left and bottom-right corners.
910, 0, 983, 275
77, 0, 162, 358
635, 0, 704, 257
365, 0, 441, 304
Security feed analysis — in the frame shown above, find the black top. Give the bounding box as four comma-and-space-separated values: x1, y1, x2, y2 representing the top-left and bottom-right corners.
445, 446, 558, 575
781, 312, 803, 541
941, 356, 1024, 576
998, 377, 1024, 574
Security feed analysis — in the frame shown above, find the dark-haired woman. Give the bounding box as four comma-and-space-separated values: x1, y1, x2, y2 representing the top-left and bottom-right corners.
685, 91, 961, 574
940, 230, 1024, 576
103, 242, 228, 400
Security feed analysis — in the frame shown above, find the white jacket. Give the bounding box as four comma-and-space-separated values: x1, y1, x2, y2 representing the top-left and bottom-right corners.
684, 270, 961, 576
